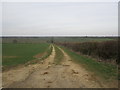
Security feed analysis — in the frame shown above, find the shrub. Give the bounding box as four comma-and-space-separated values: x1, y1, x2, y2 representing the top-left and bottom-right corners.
58, 40, 118, 62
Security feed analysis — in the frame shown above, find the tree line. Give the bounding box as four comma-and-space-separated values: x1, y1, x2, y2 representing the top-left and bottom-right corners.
56, 40, 118, 64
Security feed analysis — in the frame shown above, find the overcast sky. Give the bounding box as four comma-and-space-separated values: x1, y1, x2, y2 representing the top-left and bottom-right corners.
2, 2, 118, 36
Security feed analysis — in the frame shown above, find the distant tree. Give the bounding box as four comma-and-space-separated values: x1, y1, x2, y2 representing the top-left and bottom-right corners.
51, 37, 54, 43
13, 39, 17, 43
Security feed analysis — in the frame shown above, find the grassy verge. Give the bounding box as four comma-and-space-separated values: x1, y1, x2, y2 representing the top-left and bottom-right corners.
2, 43, 50, 67
54, 45, 64, 65
61, 46, 117, 80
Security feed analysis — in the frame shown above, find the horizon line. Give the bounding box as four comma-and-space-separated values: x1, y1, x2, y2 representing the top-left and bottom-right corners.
1, 35, 119, 37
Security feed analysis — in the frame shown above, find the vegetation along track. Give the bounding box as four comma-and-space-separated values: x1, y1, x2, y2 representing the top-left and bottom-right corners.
2, 45, 117, 88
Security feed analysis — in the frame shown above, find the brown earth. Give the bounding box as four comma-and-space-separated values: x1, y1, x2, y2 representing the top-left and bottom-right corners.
33, 53, 44, 58
2, 45, 118, 88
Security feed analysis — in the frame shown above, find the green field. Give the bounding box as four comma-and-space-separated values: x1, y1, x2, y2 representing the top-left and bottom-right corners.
2, 43, 50, 66
61, 46, 117, 80
54, 37, 115, 43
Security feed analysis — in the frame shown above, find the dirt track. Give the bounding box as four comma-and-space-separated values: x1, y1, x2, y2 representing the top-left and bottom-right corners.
2, 45, 117, 88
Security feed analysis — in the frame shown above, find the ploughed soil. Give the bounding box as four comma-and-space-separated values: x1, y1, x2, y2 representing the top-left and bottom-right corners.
2, 45, 118, 88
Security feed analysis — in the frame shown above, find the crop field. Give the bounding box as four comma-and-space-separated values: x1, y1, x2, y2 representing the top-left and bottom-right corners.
2, 37, 118, 88
53, 37, 116, 43
2, 43, 50, 67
